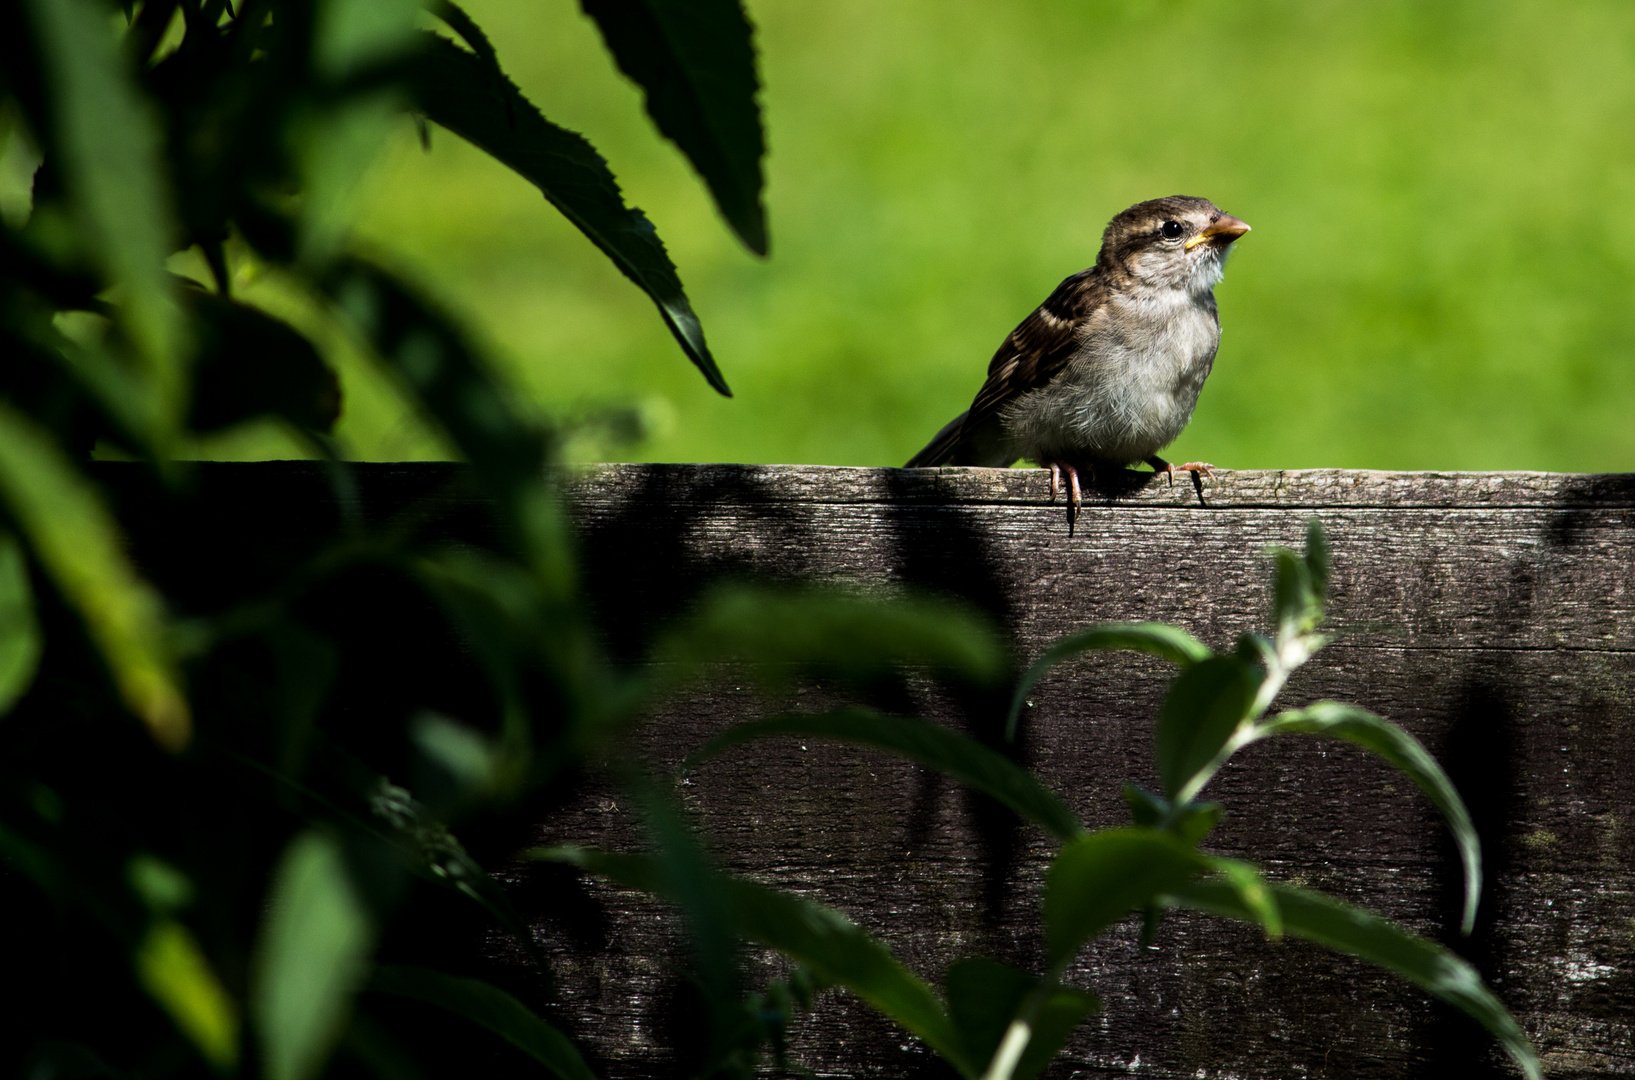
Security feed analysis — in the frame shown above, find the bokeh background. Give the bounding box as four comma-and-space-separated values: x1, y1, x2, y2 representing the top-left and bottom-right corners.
252, 0, 1635, 470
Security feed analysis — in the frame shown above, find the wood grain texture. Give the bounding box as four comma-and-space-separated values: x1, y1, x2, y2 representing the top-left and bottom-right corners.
101, 463, 1635, 1079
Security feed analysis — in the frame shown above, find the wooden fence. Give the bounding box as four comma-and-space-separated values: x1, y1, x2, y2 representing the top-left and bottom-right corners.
109, 463, 1635, 1078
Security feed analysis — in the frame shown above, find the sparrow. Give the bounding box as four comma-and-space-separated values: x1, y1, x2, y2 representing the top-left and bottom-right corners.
903, 196, 1250, 509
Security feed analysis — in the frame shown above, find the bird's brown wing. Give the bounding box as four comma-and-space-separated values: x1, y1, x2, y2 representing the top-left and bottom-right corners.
963, 267, 1106, 437
904, 267, 1107, 468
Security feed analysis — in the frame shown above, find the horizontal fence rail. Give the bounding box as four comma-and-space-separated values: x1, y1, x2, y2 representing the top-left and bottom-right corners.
99, 463, 1635, 1079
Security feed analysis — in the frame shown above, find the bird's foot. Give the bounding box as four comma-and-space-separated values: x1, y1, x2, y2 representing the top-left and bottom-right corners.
1044, 460, 1092, 511
1147, 456, 1217, 486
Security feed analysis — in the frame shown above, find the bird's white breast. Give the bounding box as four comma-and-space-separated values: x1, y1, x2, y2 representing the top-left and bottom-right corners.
1003, 285, 1220, 465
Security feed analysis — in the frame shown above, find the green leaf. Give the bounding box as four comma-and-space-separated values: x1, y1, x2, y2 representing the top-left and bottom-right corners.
537, 846, 965, 1071
1257, 701, 1483, 934
1007, 623, 1210, 741
1303, 517, 1330, 599
945, 958, 1097, 1080
22, 0, 186, 425
1044, 828, 1204, 969
657, 584, 1007, 688
724, 876, 964, 1069
1204, 857, 1282, 940
135, 919, 241, 1071
0, 402, 189, 749
407, 31, 730, 396
1168, 879, 1540, 1080
0, 530, 42, 714
1121, 785, 1222, 846
683, 708, 1082, 842
1154, 655, 1261, 802
580, 0, 767, 255
253, 831, 375, 1080
369, 965, 597, 1080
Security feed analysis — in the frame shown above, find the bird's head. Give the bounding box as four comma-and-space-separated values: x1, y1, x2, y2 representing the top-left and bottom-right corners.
1098, 196, 1250, 295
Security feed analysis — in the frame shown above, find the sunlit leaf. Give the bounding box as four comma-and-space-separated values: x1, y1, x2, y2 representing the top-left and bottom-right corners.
0, 402, 189, 748
1007, 623, 1210, 741
580, 0, 767, 255
253, 831, 374, 1080
1256, 701, 1482, 934
370, 965, 597, 1080
407, 31, 730, 395
1153, 655, 1260, 802
683, 708, 1081, 842
135, 919, 241, 1071
1168, 878, 1539, 1080
1044, 828, 1204, 969
0, 530, 42, 714
537, 845, 966, 1071
657, 584, 1006, 688
22, 0, 186, 426
1204, 857, 1281, 940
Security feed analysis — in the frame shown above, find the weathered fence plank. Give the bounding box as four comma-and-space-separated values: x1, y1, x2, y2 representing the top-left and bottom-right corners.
103, 463, 1635, 1079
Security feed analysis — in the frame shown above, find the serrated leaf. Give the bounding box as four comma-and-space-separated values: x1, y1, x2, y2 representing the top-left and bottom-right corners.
580, 0, 766, 254
1257, 701, 1482, 934
683, 708, 1081, 842
370, 965, 596, 1080
22, 0, 186, 426
1044, 828, 1204, 969
407, 31, 729, 395
0, 531, 42, 715
536, 845, 965, 1072
1007, 623, 1210, 741
253, 831, 374, 1080
135, 920, 241, 1071
657, 584, 1006, 688
1168, 878, 1539, 1080
1154, 655, 1261, 802
0, 402, 189, 748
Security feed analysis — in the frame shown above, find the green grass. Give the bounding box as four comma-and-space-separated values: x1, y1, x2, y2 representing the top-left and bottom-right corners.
317, 0, 1635, 470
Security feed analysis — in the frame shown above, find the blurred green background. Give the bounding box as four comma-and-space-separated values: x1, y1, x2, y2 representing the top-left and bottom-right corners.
259, 0, 1635, 470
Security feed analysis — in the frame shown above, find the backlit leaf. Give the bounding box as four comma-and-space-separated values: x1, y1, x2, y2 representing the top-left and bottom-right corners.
253, 831, 374, 1080
0, 530, 42, 714
0, 402, 189, 748
135, 919, 241, 1071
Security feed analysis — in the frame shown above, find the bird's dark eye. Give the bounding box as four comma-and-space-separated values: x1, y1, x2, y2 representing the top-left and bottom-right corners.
1160, 220, 1184, 240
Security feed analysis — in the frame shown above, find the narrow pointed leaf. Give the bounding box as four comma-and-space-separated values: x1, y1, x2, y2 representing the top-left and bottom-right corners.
188, 294, 341, 434
23, 0, 185, 423
370, 965, 596, 1080
0, 403, 189, 748
135, 920, 241, 1071
946, 958, 1096, 1080
1044, 829, 1204, 969
580, 0, 767, 254
683, 708, 1082, 842
407, 32, 729, 395
658, 585, 1006, 688
1154, 655, 1260, 800
1007, 623, 1210, 740
1168, 879, 1539, 1080
253, 831, 374, 1080
1257, 701, 1482, 934
0, 531, 42, 714
535, 846, 965, 1070
1205, 857, 1282, 940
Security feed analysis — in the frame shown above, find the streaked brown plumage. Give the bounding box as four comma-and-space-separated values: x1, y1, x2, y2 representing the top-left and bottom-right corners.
905, 196, 1250, 506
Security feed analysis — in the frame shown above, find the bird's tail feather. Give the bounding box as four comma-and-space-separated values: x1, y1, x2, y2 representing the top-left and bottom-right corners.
904, 411, 969, 468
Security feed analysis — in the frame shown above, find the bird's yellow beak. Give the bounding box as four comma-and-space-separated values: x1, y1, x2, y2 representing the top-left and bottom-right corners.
1185, 215, 1251, 250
